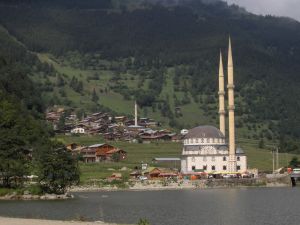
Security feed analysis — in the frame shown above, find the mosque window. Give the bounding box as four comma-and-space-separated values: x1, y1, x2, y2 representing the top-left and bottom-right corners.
212, 165, 216, 171
237, 156, 240, 161
192, 166, 196, 171
223, 156, 227, 161
237, 165, 241, 170
203, 165, 207, 170
223, 166, 227, 170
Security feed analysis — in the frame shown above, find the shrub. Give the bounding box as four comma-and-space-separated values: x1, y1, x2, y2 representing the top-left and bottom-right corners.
137, 218, 151, 225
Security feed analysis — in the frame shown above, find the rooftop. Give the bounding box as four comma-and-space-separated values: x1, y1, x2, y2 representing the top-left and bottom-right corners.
185, 125, 225, 139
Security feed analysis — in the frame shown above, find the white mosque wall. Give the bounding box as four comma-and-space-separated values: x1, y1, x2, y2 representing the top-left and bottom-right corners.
182, 155, 247, 173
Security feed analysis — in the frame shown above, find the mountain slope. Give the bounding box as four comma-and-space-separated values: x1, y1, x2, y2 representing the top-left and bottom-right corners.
0, 0, 300, 152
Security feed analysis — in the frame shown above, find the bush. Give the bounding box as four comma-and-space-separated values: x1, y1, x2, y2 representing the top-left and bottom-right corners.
27, 185, 43, 195
137, 219, 151, 225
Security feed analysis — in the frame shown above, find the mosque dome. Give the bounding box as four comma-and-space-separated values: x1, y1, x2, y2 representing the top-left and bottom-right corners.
185, 125, 225, 139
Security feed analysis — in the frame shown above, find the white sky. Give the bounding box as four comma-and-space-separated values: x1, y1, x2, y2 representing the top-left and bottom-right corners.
224, 0, 300, 21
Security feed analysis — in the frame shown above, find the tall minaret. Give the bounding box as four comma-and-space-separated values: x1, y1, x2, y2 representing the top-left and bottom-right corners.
134, 101, 138, 126
218, 51, 226, 136
227, 37, 237, 172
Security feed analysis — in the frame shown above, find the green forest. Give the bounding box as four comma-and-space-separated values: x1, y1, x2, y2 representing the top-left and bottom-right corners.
0, 0, 300, 156
0, 25, 79, 193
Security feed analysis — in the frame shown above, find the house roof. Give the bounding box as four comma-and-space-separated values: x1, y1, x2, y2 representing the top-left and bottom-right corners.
89, 143, 106, 148
153, 158, 181, 161
143, 167, 161, 174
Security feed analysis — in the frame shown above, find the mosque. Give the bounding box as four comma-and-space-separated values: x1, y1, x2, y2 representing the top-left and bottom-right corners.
181, 38, 247, 174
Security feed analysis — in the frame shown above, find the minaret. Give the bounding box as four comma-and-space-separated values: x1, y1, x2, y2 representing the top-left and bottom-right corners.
218, 51, 226, 136
134, 101, 138, 126
227, 37, 237, 172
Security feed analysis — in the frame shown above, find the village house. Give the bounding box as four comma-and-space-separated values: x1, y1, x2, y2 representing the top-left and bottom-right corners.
139, 130, 176, 143
143, 167, 178, 179
81, 143, 127, 163
71, 127, 85, 134
114, 116, 127, 126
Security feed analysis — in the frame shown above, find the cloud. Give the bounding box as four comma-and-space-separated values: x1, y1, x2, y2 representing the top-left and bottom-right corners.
224, 0, 300, 21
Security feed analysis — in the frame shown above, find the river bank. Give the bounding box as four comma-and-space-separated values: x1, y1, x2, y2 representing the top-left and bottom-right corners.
0, 217, 122, 225
70, 176, 292, 192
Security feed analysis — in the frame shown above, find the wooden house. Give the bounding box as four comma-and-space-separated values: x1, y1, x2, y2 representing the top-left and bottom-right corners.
143, 167, 162, 179
81, 143, 127, 163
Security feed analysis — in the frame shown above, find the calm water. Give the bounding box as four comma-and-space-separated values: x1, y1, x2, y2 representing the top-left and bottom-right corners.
0, 188, 300, 225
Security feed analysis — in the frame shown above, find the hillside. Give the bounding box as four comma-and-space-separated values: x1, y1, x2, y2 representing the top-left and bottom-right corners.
0, 0, 300, 153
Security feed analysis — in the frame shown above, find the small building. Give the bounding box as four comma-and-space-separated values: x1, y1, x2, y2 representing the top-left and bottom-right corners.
97, 148, 127, 161
81, 143, 127, 163
143, 167, 162, 179
81, 147, 97, 163
71, 127, 85, 134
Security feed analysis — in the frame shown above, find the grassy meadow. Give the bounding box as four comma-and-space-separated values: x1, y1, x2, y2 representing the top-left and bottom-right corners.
57, 135, 299, 184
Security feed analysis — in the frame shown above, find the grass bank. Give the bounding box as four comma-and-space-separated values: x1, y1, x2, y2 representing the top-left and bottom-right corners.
56, 135, 299, 184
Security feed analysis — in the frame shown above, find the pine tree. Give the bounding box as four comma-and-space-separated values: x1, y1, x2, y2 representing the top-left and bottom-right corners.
91, 88, 99, 102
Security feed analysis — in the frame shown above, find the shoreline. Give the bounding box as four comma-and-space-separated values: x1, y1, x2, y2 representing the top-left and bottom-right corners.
70, 180, 291, 193
0, 177, 292, 200
0, 217, 123, 225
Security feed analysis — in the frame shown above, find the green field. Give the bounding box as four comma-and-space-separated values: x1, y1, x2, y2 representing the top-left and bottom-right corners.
57, 135, 299, 184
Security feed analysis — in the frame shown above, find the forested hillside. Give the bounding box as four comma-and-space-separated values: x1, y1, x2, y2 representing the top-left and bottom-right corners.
0, 25, 79, 192
0, 0, 300, 152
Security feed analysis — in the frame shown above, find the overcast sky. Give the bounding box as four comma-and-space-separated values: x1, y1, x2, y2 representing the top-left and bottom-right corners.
224, 0, 300, 21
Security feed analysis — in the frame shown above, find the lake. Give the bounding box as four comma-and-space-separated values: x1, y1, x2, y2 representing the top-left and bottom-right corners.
0, 187, 299, 225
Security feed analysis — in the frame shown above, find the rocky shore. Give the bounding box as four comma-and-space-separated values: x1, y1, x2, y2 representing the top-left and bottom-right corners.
70, 176, 292, 192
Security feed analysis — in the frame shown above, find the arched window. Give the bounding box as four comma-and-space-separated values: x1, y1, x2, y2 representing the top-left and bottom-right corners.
237, 156, 240, 161
223, 156, 227, 161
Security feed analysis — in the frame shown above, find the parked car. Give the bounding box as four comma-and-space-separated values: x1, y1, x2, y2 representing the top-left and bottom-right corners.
293, 168, 300, 174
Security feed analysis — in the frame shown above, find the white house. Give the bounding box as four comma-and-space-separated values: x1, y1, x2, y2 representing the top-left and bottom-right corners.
71, 127, 85, 134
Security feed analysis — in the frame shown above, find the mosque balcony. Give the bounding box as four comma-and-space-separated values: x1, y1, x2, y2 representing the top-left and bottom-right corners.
227, 84, 235, 89
228, 105, 235, 110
